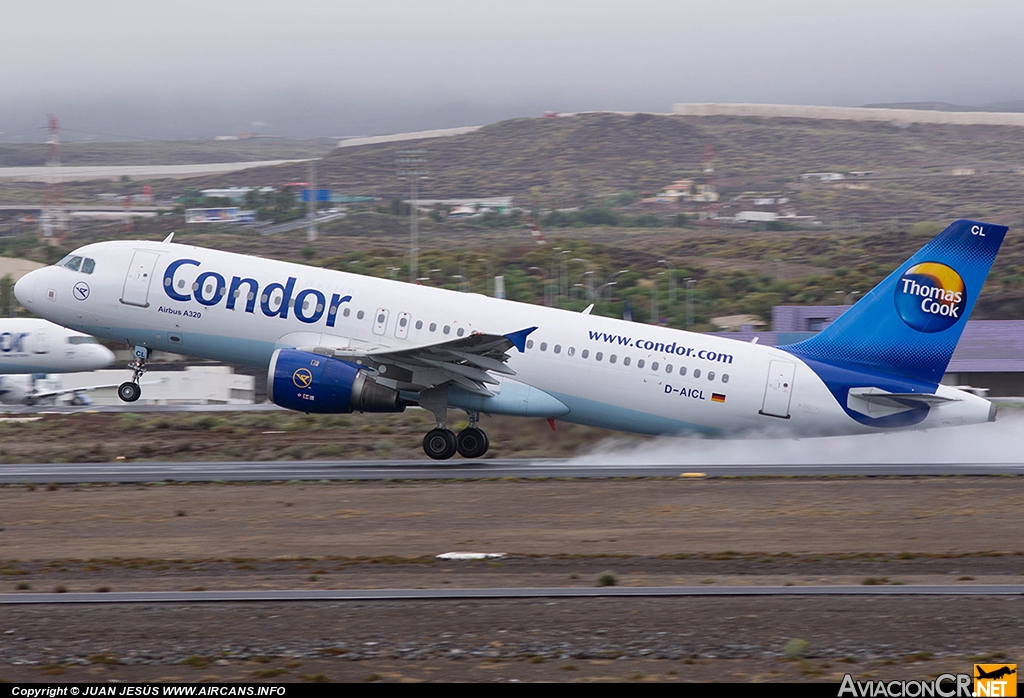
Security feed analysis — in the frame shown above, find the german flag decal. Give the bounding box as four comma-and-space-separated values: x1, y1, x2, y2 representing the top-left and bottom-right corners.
711, 393, 726, 403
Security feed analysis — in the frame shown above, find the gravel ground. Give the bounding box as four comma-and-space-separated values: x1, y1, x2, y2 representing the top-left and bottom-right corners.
0, 477, 1021, 682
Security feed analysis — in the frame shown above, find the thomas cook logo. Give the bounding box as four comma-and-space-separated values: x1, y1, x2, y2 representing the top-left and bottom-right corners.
292, 368, 313, 388
975, 664, 1017, 697
894, 262, 966, 333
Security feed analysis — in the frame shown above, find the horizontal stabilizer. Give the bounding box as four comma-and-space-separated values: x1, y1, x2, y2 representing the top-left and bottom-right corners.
847, 387, 959, 418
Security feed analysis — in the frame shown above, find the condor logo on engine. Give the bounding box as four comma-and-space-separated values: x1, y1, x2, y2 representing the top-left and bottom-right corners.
894, 261, 967, 333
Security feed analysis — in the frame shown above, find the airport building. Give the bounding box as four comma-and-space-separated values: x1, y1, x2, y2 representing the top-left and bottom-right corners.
709, 305, 1024, 397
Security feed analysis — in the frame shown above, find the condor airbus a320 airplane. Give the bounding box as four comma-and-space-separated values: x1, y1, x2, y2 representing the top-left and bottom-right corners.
14, 219, 1005, 459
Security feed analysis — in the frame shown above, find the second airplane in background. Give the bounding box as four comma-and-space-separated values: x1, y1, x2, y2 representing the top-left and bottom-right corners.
0, 317, 115, 405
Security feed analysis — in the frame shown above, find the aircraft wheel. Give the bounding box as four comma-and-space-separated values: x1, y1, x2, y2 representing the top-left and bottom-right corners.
423, 428, 457, 460
117, 381, 141, 403
456, 427, 489, 458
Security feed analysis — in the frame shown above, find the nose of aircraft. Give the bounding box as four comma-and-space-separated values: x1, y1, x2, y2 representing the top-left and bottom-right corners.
95, 344, 117, 369
14, 270, 38, 309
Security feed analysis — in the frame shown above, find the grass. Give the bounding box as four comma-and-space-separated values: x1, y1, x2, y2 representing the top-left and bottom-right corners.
783, 639, 811, 659
181, 656, 211, 668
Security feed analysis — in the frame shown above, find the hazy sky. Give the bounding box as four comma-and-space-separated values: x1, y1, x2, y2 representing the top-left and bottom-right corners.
3, 0, 1024, 139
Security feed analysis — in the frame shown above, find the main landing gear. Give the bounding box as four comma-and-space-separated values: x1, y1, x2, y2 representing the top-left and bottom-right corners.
421, 423, 490, 461
117, 345, 149, 403
418, 385, 489, 461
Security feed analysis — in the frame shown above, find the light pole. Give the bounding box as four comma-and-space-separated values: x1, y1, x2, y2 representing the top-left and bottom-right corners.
552, 249, 572, 304
528, 266, 553, 307
658, 259, 676, 304
396, 150, 427, 284
598, 269, 629, 303
476, 257, 494, 297
652, 271, 664, 325
570, 257, 595, 303
685, 277, 696, 330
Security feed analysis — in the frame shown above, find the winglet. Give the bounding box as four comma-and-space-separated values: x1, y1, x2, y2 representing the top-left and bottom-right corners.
503, 326, 538, 353
162, 231, 175, 243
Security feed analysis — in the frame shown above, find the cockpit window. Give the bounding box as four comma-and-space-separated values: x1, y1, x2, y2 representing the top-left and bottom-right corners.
54, 254, 95, 273
67, 336, 99, 344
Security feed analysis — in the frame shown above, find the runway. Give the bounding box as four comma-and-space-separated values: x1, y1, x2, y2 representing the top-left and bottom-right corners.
2, 585, 1022, 605
1, 458, 1022, 483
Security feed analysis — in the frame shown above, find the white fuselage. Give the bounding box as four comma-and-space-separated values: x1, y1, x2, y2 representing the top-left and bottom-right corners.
0, 317, 114, 375
14, 240, 993, 436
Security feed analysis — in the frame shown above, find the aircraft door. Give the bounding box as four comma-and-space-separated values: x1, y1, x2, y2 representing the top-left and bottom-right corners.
395, 312, 411, 339
760, 360, 795, 419
121, 250, 160, 308
372, 308, 390, 336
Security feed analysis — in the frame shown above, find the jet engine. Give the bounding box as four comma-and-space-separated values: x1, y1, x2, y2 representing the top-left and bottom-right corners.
267, 348, 404, 414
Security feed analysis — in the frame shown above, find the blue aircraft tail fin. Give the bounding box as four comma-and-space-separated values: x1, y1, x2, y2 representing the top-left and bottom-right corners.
781, 219, 1008, 384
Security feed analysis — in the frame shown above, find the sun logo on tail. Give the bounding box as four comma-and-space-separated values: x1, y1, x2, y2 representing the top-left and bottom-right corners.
894, 261, 966, 333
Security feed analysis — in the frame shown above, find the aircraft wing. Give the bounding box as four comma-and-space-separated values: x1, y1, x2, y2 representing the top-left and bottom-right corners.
27, 383, 122, 400
299, 327, 537, 397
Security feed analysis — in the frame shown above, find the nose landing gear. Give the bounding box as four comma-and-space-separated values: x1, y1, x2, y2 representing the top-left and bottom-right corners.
117, 345, 149, 403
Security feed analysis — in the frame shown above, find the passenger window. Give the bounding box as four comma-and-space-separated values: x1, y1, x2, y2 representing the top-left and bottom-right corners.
652, 361, 659, 371
679, 366, 687, 376
457, 327, 465, 337
82, 258, 95, 274
609, 354, 616, 364
708, 371, 715, 381
581, 349, 589, 359
568, 347, 575, 356
526, 339, 533, 349
623, 356, 630, 366
429, 322, 437, 332
400, 317, 408, 327
343, 307, 351, 317
357, 310, 365, 320
722, 374, 729, 384
443, 325, 451, 335
638, 359, 645, 369
666, 364, 673, 373
540, 342, 547, 351
596, 352, 603, 361
377, 313, 386, 323
415, 320, 423, 330
554, 345, 561, 354
693, 369, 701, 378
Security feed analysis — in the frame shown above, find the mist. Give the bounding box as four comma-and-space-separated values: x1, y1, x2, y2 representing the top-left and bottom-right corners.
572, 411, 1024, 466
3, 1, 1024, 139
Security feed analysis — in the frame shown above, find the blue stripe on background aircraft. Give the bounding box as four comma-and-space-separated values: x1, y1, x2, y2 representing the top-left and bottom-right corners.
13, 219, 1006, 459
0, 317, 115, 405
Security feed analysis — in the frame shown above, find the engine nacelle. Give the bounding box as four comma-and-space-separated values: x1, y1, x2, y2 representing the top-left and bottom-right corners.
267, 348, 404, 414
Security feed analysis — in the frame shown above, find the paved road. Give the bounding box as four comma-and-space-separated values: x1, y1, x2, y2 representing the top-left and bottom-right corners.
0, 160, 314, 183
2, 585, 1022, 605
258, 211, 346, 235
1, 458, 1022, 483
